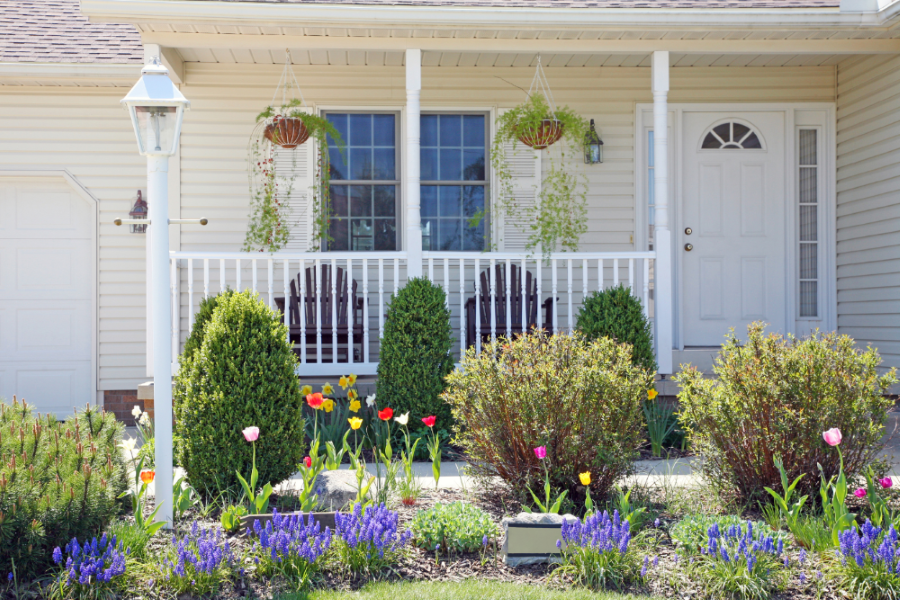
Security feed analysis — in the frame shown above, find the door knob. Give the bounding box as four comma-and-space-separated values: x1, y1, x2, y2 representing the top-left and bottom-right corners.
684, 243, 693, 251
685, 227, 693, 235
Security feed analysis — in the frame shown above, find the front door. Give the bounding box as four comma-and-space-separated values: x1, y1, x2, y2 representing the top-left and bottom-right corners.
681, 112, 786, 346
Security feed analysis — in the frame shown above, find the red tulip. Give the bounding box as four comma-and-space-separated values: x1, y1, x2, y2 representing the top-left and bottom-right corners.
378, 407, 393, 421
422, 416, 436, 428
854, 488, 867, 498
306, 393, 324, 409
881, 477, 893, 489
303, 456, 312, 469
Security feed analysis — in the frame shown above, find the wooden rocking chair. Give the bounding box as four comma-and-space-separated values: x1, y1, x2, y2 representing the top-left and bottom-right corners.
464, 263, 554, 349
275, 264, 364, 363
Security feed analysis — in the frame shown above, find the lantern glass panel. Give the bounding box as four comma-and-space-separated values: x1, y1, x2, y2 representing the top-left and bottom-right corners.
134, 106, 177, 155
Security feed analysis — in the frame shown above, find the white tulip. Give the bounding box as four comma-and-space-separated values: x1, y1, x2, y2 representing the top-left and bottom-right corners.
366, 394, 376, 408
119, 437, 137, 452
131, 405, 142, 418
395, 412, 409, 426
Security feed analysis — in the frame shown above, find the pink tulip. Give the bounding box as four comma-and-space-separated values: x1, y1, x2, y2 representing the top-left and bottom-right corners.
534, 446, 547, 460
881, 477, 894, 489
823, 428, 842, 447
242, 426, 260, 442
854, 488, 867, 499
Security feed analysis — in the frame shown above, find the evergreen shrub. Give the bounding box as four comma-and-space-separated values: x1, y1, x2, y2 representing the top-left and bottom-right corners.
0, 398, 126, 576
444, 330, 651, 503
676, 322, 897, 500
174, 290, 305, 496
576, 284, 655, 372
377, 278, 454, 432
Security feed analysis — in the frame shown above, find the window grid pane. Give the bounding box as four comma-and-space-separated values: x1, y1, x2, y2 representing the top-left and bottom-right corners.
798, 129, 818, 318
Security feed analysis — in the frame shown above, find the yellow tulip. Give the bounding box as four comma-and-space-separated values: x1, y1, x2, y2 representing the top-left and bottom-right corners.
300, 385, 312, 396
647, 389, 659, 400
348, 417, 363, 430
339, 376, 349, 390
579, 472, 592, 486
322, 383, 334, 395
323, 398, 334, 413
349, 399, 361, 413
348, 374, 357, 386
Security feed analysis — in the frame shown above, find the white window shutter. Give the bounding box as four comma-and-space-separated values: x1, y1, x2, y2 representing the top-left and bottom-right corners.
496, 109, 542, 252
272, 107, 316, 251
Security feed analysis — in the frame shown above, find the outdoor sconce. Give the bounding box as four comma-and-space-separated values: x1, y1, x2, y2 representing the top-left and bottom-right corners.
583, 119, 604, 164
129, 191, 148, 233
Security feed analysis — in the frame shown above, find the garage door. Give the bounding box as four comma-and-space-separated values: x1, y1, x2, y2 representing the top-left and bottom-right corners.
0, 178, 94, 418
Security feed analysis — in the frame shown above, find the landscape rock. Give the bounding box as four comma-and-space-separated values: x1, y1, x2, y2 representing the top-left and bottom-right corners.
314, 469, 359, 511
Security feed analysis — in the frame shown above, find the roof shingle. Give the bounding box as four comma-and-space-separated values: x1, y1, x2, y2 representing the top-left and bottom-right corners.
192, 0, 839, 7
0, 0, 142, 64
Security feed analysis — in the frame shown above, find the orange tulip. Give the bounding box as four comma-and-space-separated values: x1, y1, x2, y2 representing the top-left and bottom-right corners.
140, 470, 155, 484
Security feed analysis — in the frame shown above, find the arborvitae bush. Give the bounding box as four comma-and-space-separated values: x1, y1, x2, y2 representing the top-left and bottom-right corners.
676, 322, 898, 500
0, 398, 126, 577
174, 290, 305, 496
444, 330, 651, 504
377, 278, 454, 433
181, 289, 234, 365
575, 284, 656, 372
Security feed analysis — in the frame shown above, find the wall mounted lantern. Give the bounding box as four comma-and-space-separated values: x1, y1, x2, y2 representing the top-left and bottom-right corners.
129, 191, 148, 233
583, 119, 604, 164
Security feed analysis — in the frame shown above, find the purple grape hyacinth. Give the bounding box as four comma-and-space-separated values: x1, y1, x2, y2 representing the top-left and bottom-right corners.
53, 534, 127, 587
160, 522, 235, 588
335, 503, 412, 560
561, 510, 632, 555
251, 509, 332, 583
705, 521, 783, 574
838, 519, 900, 572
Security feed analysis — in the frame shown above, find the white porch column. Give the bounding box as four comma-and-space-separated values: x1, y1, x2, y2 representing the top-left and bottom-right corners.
405, 49, 423, 278
652, 51, 674, 375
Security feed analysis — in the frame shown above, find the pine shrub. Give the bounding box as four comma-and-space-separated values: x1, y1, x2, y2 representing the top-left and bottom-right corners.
676, 322, 898, 500
377, 278, 454, 432
576, 284, 656, 372
0, 398, 127, 577
174, 291, 305, 496
444, 330, 651, 503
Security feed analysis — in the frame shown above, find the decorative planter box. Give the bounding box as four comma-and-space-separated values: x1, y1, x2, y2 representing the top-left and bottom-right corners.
500, 513, 577, 566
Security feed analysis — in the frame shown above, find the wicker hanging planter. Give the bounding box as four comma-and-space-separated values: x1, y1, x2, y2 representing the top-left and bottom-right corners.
516, 119, 564, 150
263, 115, 311, 149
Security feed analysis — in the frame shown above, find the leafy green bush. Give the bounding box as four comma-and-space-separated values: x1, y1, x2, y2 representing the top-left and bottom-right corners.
444, 330, 651, 503
377, 278, 454, 433
0, 398, 127, 577
575, 284, 655, 372
411, 502, 498, 553
174, 290, 305, 496
181, 290, 234, 364
676, 323, 897, 500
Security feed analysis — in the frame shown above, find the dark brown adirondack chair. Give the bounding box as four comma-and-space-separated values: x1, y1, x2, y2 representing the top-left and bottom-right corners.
275, 264, 364, 363
464, 263, 554, 349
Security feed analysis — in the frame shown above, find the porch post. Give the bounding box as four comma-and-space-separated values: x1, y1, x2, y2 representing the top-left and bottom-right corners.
652, 51, 674, 375
405, 48, 423, 278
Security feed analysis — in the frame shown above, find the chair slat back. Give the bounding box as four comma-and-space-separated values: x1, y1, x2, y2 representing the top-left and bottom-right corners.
476, 263, 538, 328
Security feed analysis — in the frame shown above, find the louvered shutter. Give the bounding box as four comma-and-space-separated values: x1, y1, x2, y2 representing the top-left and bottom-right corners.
496, 109, 542, 251
272, 107, 317, 251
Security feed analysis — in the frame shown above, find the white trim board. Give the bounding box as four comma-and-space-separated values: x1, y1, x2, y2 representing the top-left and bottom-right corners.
0, 169, 100, 409
635, 103, 837, 349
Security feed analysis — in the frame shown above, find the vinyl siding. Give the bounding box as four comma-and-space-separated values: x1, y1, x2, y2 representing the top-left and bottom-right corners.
836, 55, 900, 370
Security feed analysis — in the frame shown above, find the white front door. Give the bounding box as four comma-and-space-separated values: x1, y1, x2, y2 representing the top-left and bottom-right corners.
0, 179, 95, 418
681, 112, 786, 346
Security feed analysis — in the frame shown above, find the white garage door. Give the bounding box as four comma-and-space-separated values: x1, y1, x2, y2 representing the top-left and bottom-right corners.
0, 178, 94, 418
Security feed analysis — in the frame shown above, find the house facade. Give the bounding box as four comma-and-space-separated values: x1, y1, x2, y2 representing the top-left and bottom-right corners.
0, 0, 898, 419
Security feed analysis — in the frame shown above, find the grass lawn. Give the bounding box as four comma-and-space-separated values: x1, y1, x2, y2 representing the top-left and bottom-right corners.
283, 580, 661, 600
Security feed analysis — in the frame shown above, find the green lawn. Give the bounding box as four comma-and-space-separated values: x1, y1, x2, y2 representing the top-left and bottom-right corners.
279, 580, 661, 600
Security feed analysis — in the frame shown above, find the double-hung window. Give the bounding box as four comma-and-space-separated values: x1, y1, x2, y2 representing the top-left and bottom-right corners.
420, 113, 488, 251
325, 112, 399, 251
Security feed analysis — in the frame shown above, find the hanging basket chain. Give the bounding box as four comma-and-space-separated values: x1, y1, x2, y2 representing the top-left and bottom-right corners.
527, 55, 557, 116
271, 49, 307, 109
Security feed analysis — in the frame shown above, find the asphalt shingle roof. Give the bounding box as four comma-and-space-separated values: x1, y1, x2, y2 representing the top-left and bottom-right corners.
200, 0, 839, 7
0, 0, 143, 64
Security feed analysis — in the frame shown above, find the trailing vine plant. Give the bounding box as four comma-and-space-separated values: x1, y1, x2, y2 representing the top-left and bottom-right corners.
491, 67, 589, 257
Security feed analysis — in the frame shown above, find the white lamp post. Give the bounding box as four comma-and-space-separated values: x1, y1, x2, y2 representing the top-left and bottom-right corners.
121, 58, 190, 529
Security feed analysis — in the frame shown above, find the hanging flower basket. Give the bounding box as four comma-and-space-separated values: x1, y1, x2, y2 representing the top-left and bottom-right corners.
516, 118, 565, 150
264, 115, 311, 149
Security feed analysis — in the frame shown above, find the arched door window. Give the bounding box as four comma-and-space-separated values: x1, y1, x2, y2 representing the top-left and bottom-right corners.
701, 121, 764, 150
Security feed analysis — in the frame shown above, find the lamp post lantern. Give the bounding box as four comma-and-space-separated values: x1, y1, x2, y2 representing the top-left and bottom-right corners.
121, 58, 189, 529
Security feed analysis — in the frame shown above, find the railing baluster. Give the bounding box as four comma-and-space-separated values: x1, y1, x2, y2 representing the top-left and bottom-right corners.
363, 258, 370, 364
252, 259, 258, 294
378, 259, 385, 343
300, 258, 306, 365
393, 257, 399, 302
187, 258, 194, 331
536, 259, 542, 330
551, 259, 558, 332
582, 259, 588, 305
520, 256, 527, 336
171, 258, 179, 361
236, 258, 241, 292
567, 258, 573, 332
459, 258, 466, 358
489, 258, 497, 343
315, 259, 322, 364
598, 258, 604, 291
283, 259, 290, 347
203, 259, 209, 299
428, 257, 434, 282
629, 258, 635, 295
505, 258, 511, 338
443, 258, 450, 312
474, 257, 481, 354
347, 258, 353, 366
643, 258, 651, 319
613, 258, 619, 287
219, 258, 225, 294
331, 258, 338, 365
267, 259, 274, 308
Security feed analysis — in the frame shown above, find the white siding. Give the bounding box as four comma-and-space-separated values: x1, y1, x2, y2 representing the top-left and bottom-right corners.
0, 87, 148, 391
836, 55, 900, 371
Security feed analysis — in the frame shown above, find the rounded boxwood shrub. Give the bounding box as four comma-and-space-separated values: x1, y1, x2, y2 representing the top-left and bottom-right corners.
377, 277, 454, 432
181, 289, 234, 365
0, 398, 127, 577
576, 284, 655, 372
174, 290, 305, 496
444, 330, 651, 503
676, 322, 898, 500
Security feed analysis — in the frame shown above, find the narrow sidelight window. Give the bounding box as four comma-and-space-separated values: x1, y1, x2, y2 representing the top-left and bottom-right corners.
798, 129, 819, 318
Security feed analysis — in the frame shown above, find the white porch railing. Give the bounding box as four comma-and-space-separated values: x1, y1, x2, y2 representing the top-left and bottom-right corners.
169, 250, 656, 376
